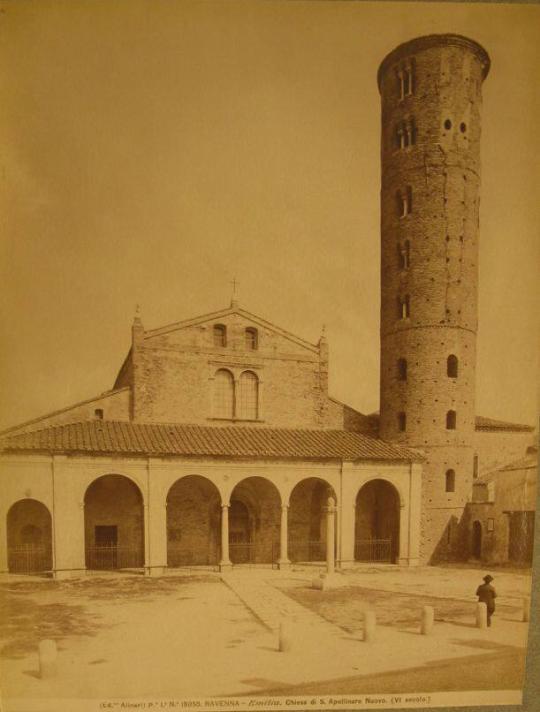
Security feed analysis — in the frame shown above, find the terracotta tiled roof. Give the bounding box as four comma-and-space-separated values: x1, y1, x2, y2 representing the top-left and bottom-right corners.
0, 421, 421, 461
366, 412, 534, 433
474, 416, 534, 432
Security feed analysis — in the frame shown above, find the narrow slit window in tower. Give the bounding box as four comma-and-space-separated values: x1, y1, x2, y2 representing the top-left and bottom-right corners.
473, 455, 479, 479
446, 410, 457, 430
445, 469, 456, 492
447, 354, 458, 377
397, 358, 407, 381
398, 412, 407, 432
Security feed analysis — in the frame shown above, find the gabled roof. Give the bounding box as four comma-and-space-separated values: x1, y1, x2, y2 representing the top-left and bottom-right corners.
0, 421, 422, 462
143, 304, 319, 353
0, 388, 130, 437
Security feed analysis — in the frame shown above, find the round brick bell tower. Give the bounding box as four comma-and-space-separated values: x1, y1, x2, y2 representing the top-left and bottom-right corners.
377, 35, 490, 562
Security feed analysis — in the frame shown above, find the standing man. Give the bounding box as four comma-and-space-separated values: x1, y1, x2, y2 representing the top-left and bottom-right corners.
476, 574, 497, 627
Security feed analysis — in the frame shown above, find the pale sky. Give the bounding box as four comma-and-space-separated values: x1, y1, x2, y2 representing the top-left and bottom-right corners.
1, 0, 539, 431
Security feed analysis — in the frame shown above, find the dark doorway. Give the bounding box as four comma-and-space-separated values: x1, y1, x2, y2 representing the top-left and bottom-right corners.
472, 520, 482, 559
355, 480, 400, 563
93, 525, 118, 569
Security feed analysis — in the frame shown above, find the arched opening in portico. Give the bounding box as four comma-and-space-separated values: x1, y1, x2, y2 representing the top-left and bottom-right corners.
166, 476, 221, 567
355, 479, 400, 563
84, 475, 144, 570
228, 477, 280, 564
7, 499, 53, 574
288, 478, 337, 563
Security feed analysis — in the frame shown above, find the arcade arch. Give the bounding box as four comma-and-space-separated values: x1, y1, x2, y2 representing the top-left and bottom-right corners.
228, 476, 281, 564
84, 475, 144, 570
7, 499, 52, 574
355, 479, 400, 563
166, 476, 221, 567
288, 477, 337, 562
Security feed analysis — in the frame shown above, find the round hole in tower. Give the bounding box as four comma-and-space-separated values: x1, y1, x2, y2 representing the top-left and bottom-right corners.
444, 119, 452, 130
460, 122, 467, 133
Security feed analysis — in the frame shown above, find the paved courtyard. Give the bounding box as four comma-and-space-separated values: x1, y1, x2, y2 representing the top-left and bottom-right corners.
0, 565, 532, 710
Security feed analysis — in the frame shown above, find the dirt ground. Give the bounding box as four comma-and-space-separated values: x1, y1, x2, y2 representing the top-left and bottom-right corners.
0, 566, 532, 709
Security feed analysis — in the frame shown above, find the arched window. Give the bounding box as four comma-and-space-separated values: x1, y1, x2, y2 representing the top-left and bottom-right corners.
397, 295, 410, 319
398, 411, 406, 432
445, 469, 456, 492
446, 410, 457, 430
397, 358, 407, 381
214, 369, 234, 418
447, 354, 458, 378
397, 187, 412, 217
398, 241, 410, 269
245, 328, 258, 351
213, 324, 227, 348
238, 371, 258, 420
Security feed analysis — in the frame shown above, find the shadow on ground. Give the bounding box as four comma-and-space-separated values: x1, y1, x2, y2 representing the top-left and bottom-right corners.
0, 575, 217, 660
276, 583, 520, 633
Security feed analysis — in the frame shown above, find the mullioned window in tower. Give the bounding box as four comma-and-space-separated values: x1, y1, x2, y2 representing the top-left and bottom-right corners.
395, 119, 415, 149
396, 59, 415, 99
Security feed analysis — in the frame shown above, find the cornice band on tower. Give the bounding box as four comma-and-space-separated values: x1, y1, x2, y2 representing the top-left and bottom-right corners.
377, 33, 491, 92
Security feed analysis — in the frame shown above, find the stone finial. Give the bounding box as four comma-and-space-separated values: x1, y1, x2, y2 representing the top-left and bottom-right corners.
133, 303, 143, 326
132, 304, 144, 347
230, 277, 239, 308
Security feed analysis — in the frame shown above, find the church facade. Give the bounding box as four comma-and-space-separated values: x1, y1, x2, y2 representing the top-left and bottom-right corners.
0, 34, 536, 577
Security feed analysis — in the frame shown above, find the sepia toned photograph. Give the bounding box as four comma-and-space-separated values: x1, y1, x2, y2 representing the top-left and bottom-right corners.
0, 1, 539, 711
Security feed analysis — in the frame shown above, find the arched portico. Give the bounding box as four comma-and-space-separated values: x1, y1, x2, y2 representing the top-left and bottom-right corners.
288, 477, 337, 563
166, 476, 221, 567
227, 477, 281, 564
355, 479, 400, 563
84, 475, 144, 570
7, 499, 53, 574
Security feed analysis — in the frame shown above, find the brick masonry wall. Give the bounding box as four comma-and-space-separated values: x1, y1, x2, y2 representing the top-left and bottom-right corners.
378, 36, 489, 562
131, 311, 334, 429
167, 476, 221, 566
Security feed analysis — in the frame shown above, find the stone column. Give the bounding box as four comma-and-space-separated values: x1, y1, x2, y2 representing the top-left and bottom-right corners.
277, 505, 290, 570
398, 500, 409, 565
325, 497, 336, 575
220, 504, 232, 571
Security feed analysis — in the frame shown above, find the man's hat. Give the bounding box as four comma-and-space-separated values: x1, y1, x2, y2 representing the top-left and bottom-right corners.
483, 574, 494, 583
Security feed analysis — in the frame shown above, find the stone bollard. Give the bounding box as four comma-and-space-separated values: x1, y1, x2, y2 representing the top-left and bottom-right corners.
278, 622, 292, 652
421, 606, 434, 635
523, 597, 530, 623
39, 639, 58, 679
476, 602, 487, 629
363, 610, 376, 643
